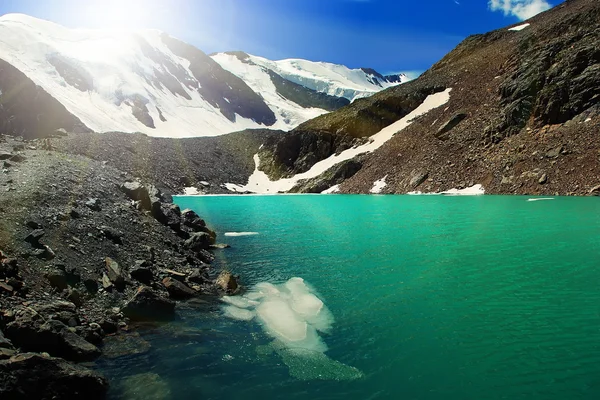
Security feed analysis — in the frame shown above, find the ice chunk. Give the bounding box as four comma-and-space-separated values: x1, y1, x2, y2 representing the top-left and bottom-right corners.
223, 305, 255, 321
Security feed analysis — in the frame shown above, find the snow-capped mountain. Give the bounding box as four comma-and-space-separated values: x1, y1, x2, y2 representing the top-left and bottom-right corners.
0, 14, 408, 139
212, 52, 409, 103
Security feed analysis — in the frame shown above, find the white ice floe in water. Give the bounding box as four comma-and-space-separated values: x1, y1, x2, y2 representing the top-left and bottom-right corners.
408, 184, 485, 196
233, 88, 452, 194
321, 184, 340, 194
509, 23, 530, 31
221, 277, 362, 381
370, 175, 388, 194
224, 232, 259, 237
527, 198, 555, 202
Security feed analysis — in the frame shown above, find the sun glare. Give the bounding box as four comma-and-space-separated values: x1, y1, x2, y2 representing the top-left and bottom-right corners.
81, 0, 160, 30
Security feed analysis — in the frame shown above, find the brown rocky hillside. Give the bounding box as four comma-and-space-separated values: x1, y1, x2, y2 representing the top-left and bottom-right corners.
259, 0, 600, 196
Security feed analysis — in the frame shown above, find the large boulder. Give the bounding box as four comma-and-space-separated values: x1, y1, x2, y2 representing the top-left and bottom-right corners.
116, 372, 171, 400
120, 181, 151, 210
5, 317, 100, 362
122, 287, 175, 321
154, 204, 181, 231
0, 353, 108, 400
215, 271, 239, 294
162, 277, 196, 299
184, 232, 213, 252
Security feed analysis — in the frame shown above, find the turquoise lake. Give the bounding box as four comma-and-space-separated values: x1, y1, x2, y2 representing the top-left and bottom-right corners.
100, 195, 600, 399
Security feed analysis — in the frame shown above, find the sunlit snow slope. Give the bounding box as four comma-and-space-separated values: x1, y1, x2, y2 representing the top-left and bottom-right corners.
213, 52, 410, 102
0, 14, 409, 138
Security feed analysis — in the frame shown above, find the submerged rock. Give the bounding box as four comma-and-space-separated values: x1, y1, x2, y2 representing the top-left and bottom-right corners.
116, 372, 172, 400
122, 286, 175, 321
102, 332, 151, 359
0, 353, 108, 399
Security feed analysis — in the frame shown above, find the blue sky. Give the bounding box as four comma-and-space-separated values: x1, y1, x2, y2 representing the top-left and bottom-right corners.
0, 0, 559, 74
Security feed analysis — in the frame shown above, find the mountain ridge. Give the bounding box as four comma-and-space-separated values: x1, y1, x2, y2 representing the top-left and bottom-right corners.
0, 13, 406, 139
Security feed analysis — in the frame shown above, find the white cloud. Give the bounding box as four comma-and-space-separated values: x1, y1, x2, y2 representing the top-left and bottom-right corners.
489, 0, 552, 20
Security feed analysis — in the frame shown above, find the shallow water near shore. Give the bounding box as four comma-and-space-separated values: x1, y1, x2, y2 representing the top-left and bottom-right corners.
98, 195, 600, 399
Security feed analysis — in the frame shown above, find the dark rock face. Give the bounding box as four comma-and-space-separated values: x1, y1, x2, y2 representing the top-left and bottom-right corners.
0, 329, 13, 349
5, 313, 100, 362
161, 34, 276, 126
47, 54, 94, 92
487, 7, 600, 143
0, 353, 108, 400
122, 286, 176, 321
266, 69, 350, 111
290, 159, 363, 193
258, 131, 357, 180
0, 58, 90, 139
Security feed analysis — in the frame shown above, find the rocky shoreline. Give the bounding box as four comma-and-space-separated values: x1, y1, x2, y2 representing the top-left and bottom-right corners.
0, 133, 239, 398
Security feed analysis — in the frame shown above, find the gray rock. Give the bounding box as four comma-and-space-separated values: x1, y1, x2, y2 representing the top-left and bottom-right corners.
409, 170, 429, 189
45, 268, 68, 291
545, 146, 562, 159
120, 181, 151, 211
24, 229, 45, 246
188, 269, 209, 285
9, 154, 25, 162
162, 277, 196, 299
0, 151, 12, 160
99, 225, 123, 245
122, 287, 175, 321
105, 257, 125, 291
215, 271, 239, 294
154, 203, 181, 230
184, 232, 212, 252
0, 353, 108, 399
435, 113, 467, 139
5, 317, 100, 362
85, 198, 101, 211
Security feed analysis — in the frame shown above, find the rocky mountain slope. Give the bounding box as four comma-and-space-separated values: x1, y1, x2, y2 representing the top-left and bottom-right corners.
0, 14, 406, 139
250, 0, 600, 196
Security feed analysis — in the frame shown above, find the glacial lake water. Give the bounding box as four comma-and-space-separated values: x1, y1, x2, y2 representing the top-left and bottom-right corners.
99, 195, 600, 399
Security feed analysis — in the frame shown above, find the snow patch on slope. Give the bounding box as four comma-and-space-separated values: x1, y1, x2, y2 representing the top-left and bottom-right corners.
232, 88, 452, 194
370, 176, 388, 194
508, 23, 530, 31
